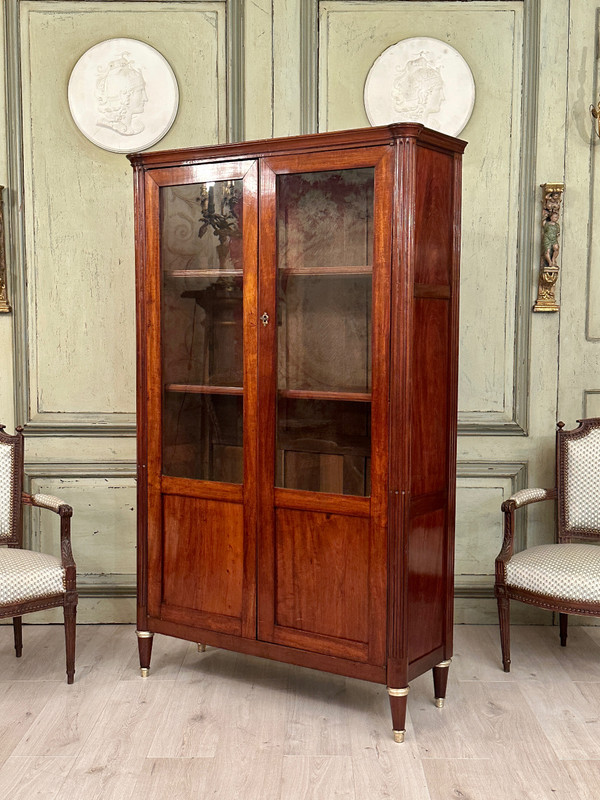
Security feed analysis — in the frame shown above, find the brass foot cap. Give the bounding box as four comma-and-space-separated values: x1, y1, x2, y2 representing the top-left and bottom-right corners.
197, 643, 206, 652
435, 697, 445, 709
393, 729, 405, 743
140, 667, 149, 678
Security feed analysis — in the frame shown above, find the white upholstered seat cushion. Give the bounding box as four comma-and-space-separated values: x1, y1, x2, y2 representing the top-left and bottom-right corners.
0, 548, 65, 605
505, 543, 600, 603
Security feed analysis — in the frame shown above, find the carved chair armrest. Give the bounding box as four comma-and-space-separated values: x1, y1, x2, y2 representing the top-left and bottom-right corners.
501, 487, 557, 513
496, 488, 557, 572
21, 492, 76, 577
25, 492, 73, 516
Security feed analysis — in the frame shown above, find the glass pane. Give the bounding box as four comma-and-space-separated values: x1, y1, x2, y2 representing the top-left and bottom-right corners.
277, 169, 374, 271
276, 168, 374, 496
278, 274, 371, 393
161, 179, 244, 482
163, 392, 243, 482
276, 398, 371, 495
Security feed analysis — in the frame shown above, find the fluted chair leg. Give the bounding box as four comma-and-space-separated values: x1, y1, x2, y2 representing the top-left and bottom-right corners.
497, 595, 511, 672
13, 617, 22, 658
64, 603, 77, 684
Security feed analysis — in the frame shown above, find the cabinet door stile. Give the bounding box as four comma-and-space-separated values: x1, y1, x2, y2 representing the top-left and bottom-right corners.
368, 146, 395, 666
144, 171, 167, 618
256, 161, 279, 641
387, 137, 417, 685
144, 172, 163, 489
133, 162, 150, 632
241, 161, 259, 638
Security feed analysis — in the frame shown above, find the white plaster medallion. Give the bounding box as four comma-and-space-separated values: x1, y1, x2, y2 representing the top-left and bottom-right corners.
68, 38, 179, 153
364, 38, 475, 137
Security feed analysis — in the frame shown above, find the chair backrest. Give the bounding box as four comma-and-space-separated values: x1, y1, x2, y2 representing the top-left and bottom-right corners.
557, 417, 600, 542
0, 426, 24, 547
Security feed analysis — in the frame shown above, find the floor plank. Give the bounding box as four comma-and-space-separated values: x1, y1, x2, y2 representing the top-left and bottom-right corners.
0, 623, 597, 799
0, 756, 75, 800
280, 756, 355, 800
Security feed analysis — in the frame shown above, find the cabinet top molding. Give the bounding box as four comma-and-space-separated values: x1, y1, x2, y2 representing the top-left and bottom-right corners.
127, 123, 467, 169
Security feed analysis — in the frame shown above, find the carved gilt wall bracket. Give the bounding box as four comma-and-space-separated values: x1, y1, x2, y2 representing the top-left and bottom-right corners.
533, 182, 564, 313
0, 186, 10, 313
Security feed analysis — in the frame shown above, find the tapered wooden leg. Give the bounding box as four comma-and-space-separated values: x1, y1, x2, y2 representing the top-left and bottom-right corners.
136, 630, 154, 677
559, 613, 568, 647
12, 617, 22, 658
63, 602, 77, 684
497, 594, 511, 672
387, 687, 409, 743
433, 659, 451, 708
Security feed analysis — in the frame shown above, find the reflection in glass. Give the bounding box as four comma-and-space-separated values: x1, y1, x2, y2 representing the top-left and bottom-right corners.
277, 168, 373, 271
163, 392, 243, 482
278, 274, 371, 393
276, 398, 371, 496
160, 179, 244, 482
276, 168, 375, 496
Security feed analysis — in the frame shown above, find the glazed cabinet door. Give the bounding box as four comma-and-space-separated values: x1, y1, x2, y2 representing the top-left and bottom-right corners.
257, 146, 393, 664
143, 160, 258, 638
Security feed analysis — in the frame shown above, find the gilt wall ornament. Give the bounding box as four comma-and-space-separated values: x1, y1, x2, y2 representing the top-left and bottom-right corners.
533, 183, 564, 313
364, 38, 475, 137
68, 38, 179, 153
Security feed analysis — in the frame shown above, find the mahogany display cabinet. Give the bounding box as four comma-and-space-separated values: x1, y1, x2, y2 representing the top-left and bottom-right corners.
128, 123, 466, 742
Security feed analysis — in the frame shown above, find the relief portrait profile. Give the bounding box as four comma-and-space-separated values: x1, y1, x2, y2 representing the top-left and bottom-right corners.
95, 53, 149, 137
391, 53, 446, 128
68, 38, 179, 153
363, 37, 475, 138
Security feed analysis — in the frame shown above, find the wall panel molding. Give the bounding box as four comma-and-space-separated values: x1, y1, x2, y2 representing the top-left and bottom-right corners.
24, 460, 136, 598
22, 414, 137, 438
300, 0, 318, 133
310, 0, 540, 436
5, 0, 242, 437
455, 460, 528, 598
583, 390, 600, 417
228, 0, 244, 141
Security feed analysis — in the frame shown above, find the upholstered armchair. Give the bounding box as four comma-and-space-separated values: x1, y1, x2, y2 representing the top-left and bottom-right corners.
0, 424, 77, 682
495, 417, 600, 672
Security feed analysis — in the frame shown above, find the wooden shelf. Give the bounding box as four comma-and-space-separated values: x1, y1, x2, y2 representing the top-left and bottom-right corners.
277, 434, 370, 457
165, 383, 243, 395
278, 388, 371, 403
164, 269, 243, 279
165, 267, 369, 279
165, 386, 368, 401
278, 265, 372, 277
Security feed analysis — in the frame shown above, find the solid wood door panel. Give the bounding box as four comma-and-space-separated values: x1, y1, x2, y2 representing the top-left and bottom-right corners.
275, 508, 370, 641
159, 494, 246, 634
258, 507, 385, 663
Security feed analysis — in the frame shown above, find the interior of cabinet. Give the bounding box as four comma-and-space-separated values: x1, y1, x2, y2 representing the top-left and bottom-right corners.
275, 168, 374, 496
159, 180, 245, 482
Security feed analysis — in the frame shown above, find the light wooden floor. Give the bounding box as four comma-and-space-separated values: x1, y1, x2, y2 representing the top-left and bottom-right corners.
0, 623, 599, 798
